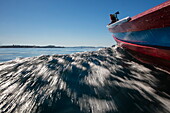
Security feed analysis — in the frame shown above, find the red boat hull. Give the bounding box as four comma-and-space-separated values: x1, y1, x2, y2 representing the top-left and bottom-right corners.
115, 37, 170, 72
108, 1, 170, 72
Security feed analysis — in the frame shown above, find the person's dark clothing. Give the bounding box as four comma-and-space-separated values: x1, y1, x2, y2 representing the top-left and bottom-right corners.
109, 14, 117, 25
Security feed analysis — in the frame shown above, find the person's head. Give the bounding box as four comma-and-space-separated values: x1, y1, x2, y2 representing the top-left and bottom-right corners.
110, 14, 115, 16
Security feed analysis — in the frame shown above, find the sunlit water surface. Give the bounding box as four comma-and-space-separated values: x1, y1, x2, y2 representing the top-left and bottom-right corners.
0, 47, 100, 62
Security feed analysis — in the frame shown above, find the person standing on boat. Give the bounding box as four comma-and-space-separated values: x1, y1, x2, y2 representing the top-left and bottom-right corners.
109, 11, 119, 25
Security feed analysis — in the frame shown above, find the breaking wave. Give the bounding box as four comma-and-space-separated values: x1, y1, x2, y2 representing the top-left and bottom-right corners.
0, 46, 170, 113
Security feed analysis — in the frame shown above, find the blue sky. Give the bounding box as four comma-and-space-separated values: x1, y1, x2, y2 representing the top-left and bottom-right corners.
0, 0, 167, 47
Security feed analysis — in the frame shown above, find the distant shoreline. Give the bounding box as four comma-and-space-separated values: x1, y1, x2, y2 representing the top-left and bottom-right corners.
0, 45, 65, 48
0, 45, 103, 48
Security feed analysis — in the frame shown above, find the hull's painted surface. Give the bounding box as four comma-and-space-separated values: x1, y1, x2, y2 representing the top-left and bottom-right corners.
115, 37, 170, 71
108, 1, 170, 71
112, 27, 170, 47
114, 37, 170, 61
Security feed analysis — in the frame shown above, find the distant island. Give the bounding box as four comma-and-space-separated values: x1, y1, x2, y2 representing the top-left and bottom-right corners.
0, 45, 104, 48
0, 45, 65, 48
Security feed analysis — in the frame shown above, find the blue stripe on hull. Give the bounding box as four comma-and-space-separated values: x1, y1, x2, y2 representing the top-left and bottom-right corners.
113, 27, 170, 47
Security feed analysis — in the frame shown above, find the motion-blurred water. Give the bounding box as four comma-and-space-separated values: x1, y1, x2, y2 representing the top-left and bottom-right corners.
0, 46, 170, 113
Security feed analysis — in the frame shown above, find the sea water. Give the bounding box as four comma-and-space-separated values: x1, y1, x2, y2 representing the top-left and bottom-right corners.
0, 47, 100, 62
0, 46, 170, 113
